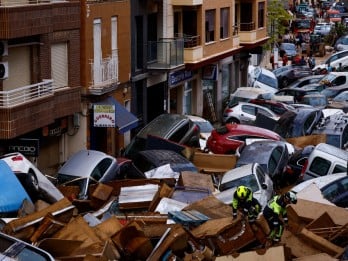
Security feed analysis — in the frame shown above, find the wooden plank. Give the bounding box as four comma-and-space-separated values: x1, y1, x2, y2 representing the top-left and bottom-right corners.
178, 171, 215, 193
183, 195, 232, 219
299, 227, 344, 256
286, 134, 326, 148
191, 152, 237, 174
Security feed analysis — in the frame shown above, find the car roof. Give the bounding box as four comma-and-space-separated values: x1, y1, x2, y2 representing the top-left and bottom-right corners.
313, 143, 348, 160
58, 149, 117, 177
137, 114, 191, 139
220, 163, 259, 184
223, 123, 281, 138
292, 172, 347, 193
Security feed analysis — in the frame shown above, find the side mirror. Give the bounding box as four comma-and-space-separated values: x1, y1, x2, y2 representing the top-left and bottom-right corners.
261, 183, 268, 190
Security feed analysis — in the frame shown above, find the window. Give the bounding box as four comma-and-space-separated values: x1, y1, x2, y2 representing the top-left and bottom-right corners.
220, 8, 229, 39
258, 2, 265, 28
205, 10, 215, 42
309, 157, 331, 176
242, 105, 257, 116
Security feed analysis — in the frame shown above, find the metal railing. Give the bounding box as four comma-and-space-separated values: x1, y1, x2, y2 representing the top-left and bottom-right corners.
0, 79, 56, 108
147, 38, 184, 68
239, 22, 255, 31
0, 0, 79, 7
175, 33, 201, 48
89, 50, 119, 89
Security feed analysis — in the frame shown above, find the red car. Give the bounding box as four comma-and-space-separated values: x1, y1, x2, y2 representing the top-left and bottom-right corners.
206, 124, 282, 154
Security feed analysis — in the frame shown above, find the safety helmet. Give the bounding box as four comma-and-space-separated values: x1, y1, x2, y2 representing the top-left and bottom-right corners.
236, 186, 249, 200
284, 191, 297, 204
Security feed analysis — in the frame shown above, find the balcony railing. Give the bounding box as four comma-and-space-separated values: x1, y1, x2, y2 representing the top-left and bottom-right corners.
0, 0, 79, 7
239, 22, 255, 31
89, 50, 119, 92
0, 79, 58, 108
175, 33, 201, 48
147, 38, 184, 69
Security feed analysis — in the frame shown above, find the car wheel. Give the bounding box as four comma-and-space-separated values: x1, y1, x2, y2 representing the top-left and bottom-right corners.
281, 77, 289, 88
226, 118, 240, 124
25, 171, 40, 200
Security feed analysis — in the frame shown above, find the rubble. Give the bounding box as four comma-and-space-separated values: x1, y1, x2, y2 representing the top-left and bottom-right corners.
0, 168, 347, 260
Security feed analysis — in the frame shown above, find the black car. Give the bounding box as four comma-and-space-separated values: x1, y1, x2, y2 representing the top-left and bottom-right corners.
132, 149, 198, 174
122, 114, 201, 159
285, 145, 315, 184
274, 87, 320, 103
236, 140, 289, 187
287, 74, 325, 89
273, 65, 313, 88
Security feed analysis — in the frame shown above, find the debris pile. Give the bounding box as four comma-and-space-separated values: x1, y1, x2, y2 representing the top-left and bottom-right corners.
1, 170, 347, 260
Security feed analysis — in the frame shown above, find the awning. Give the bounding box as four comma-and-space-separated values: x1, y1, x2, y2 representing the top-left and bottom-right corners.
93, 97, 138, 133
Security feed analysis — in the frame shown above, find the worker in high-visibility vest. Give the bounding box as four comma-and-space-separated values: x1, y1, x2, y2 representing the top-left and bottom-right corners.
231, 185, 261, 223
263, 191, 297, 243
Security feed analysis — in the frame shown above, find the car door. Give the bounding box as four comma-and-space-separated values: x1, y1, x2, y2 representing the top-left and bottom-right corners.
255, 164, 273, 208
240, 104, 257, 124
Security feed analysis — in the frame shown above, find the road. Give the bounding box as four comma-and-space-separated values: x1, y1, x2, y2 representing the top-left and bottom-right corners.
260, 47, 332, 70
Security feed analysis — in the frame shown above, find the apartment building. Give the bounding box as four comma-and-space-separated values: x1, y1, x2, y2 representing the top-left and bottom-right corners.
80, 0, 137, 157
130, 0, 269, 127
0, 0, 81, 173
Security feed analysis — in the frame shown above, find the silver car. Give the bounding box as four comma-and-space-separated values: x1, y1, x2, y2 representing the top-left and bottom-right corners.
215, 163, 274, 209
56, 149, 119, 199
313, 23, 333, 36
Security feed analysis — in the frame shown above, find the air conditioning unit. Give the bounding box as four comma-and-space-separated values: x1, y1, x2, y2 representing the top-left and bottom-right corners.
0, 41, 8, 56
0, 62, 9, 80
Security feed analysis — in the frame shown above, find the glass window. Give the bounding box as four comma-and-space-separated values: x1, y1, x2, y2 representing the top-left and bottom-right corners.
92, 158, 112, 180
170, 123, 189, 142
258, 2, 265, 28
256, 167, 265, 184
242, 105, 257, 115
257, 107, 274, 117
205, 10, 215, 42
220, 8, 229, 39
333, 164, 347, 173
309, 157, 331, 176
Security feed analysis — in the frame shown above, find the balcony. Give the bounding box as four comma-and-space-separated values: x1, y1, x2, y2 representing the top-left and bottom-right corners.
238, 23, 268, 45
88, 51, 119, 95
0, 80, 81, 139
0, 0, 80, 39
147, 38, 184, 70
172, 0, 202, 6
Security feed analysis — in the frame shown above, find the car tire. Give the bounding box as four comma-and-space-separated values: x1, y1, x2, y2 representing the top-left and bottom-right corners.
226, 118, 240, 124
24, 171, 40, 201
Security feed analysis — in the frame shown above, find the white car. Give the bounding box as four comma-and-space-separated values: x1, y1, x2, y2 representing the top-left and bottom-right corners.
313, 50, 348, 72
186, 115, 214, 150
215, 163, 274, 209
0, 152, 64, 203
248, 65, 279, 94
223, 101, 280, 125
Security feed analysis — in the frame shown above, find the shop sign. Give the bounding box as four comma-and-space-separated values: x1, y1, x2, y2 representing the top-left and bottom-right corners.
94, 104, 115, 127
8, 138, 39, 157
169, 70, 193, 86
42, 118, 68, 137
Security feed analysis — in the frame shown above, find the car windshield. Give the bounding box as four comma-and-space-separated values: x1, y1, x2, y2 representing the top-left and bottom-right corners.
220, 174, 259, 192
257, 73, 278, 89
194, 121, 214, 133
333, 91, 348, 101
293, 20, 311, 29
322, 177, 348, 202
321, 88, 339, 98
57, 174, 92, 199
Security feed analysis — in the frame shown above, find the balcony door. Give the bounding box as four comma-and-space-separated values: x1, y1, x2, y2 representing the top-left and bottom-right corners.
51, 43, 68, 89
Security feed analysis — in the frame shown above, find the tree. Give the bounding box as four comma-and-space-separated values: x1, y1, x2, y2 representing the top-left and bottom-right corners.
266, 0, 293, 50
